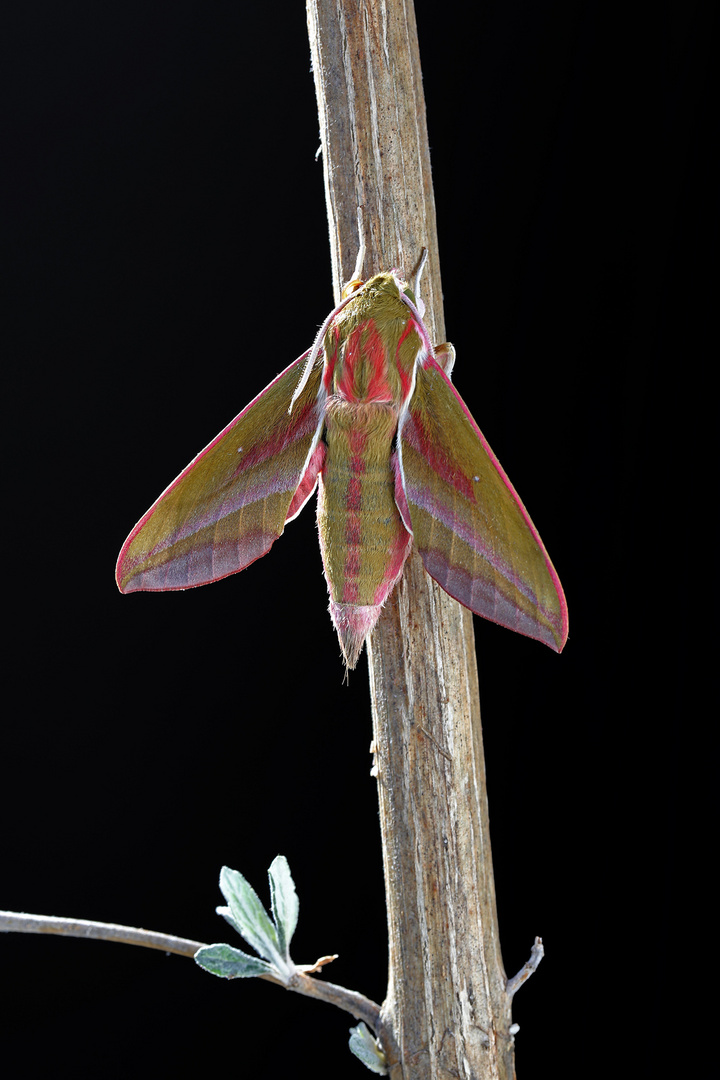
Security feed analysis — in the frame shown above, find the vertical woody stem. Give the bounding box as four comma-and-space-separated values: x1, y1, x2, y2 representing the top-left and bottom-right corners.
306, 2, 516, 1077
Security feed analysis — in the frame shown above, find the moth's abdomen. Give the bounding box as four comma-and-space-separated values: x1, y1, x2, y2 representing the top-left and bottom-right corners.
318, 399, 412, 666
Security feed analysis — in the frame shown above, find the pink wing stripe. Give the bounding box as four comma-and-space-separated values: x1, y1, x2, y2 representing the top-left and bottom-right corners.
126, 528, 278, 592
419, 549, 561, 650
402, 480, 546, 610
413, 358, 567, 632
286, 442, 326, 522
117, 351, 325, 593
117, 354, 312, 559
137, 459, 315, 561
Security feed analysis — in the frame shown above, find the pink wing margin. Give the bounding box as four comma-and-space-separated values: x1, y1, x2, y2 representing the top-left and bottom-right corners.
116, 352, 325, 593
397, 357, 568, 652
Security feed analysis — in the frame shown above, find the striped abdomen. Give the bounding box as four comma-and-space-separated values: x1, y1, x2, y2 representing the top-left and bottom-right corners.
317, 398, 412, 667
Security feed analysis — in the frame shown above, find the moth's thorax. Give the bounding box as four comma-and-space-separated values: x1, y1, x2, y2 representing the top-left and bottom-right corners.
323, 273, 423, 407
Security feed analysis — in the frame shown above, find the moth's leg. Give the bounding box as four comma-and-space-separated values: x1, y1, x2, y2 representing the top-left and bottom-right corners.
434, 342, 456, 379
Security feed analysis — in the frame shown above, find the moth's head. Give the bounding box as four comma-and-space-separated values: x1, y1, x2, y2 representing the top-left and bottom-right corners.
338, 269, 425, 320
340, 247, 427, 312
340, 270, 409, 300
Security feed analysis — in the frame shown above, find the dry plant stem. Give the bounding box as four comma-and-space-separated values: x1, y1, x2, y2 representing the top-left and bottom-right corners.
307, 1, 518, 1076
507, 937, 544, 1000
0, 911, 380, 1029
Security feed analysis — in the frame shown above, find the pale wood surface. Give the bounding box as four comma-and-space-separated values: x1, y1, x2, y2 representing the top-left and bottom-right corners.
306, 2, 516, 1076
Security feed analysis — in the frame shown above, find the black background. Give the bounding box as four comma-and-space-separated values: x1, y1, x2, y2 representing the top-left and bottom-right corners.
2, 2, 709, 1077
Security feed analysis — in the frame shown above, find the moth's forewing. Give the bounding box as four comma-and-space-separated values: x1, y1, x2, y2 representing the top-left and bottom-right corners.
117, 353, 324, 592
398, 358, 568, 652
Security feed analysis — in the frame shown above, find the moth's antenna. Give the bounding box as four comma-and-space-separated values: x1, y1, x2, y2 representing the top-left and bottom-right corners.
291, 208, 368, 415
412, 247, 429, 299
406, 247, 429, 318
351, 205, 366, 283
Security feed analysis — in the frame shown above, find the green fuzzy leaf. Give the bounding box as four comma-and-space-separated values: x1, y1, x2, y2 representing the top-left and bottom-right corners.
268, 855, 299, 959
194, 943, 275, 980
348, 1023, 387, 1075
218, 865, 283, 968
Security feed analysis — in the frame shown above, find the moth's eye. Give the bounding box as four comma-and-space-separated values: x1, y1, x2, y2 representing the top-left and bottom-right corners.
341, 278, 365, 300
403, 287, 417, 305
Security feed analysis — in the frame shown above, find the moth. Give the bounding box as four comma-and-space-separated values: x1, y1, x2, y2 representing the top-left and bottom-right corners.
116, 253, 568, 667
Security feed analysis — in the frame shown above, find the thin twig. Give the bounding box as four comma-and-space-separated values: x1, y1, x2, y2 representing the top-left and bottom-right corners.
288, 970, 381, 1030
0, 911, 380, 1030
0, 911, 204, 956
506, 937, 545, 999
